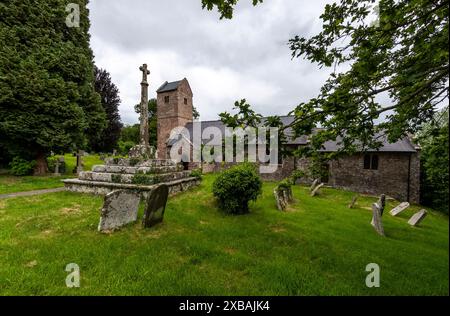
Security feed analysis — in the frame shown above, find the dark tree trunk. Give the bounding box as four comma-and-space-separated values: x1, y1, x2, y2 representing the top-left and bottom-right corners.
34, 152, 48, 175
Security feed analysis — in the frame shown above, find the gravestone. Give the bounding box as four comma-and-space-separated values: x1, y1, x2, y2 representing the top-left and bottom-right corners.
371, 203, 385, 236
310, 183, 324, 197
389, 202, 410, 216
371, 194, 386, 225
98, 190, 140, 232
142, 184, 169, 228
58, 156, 66, 174
348, 195, 358, 209
377, 194, 386, 216
74, 150, 84, 174
408, 209, 428, 226
310, 179, 319, 192
54, 159, 61, 176
273, 186, 293, 211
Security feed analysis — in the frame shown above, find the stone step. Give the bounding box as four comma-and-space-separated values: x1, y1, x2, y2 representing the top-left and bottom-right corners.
79, 171, 192, 185
63, 177, 201, 198
91, 164, 182, 174
104, 158, 177, 167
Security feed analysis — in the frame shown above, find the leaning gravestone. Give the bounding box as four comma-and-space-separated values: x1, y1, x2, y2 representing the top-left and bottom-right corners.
408, 209, 428, 227
98, 190, 140, 232
348, 195, 359, 209
389, 202, 410, 216
310, 183, 324, 197
371, 203, 385, 236
377, 194, 386, 216
310, 179, 319, 192
273, 186, 293, 211
142, 184, 169, 228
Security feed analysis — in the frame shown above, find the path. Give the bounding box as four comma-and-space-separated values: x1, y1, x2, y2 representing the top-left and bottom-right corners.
0, 187, 66, 199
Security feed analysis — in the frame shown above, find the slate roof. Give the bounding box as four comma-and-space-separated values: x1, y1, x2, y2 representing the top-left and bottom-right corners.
168, 116, 417, 153
156, 80, 182, 93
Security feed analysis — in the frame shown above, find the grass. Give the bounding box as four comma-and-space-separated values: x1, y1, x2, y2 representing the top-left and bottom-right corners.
0, 154, 103, 194
0, 174, 448, 295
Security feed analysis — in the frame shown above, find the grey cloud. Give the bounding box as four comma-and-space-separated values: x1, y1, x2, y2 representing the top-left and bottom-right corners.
88, 0, 334, 124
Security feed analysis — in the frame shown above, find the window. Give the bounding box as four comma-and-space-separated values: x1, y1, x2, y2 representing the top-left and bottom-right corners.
363, 154, 379, 170
184, 98, 188, 105
164, 96, 170, 103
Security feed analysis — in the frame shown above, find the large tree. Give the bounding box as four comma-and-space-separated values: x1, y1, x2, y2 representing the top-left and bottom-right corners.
91, 66, 123, 153
0, 0, 106, 174
202, 0, 449, 157
417, 107, 449, 213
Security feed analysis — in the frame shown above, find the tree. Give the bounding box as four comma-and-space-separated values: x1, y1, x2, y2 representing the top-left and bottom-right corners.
202, 0, 449, 158
417, 107, 449, 213
91, 66, 123, 153
0, 0, 106, 174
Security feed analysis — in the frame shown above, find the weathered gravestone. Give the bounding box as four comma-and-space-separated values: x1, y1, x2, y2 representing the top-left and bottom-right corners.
310, 179, 319, 192
54, 159, 61, 176
371, 194, 386, 226
310, 183, 324, 197
371, 203, 385, 236
408, 209, 428, 227
389, 202, 410, 216
273, 186, 293, 211
73, 150, 84, 174
348, 195, 359, 209
98, 190, 140, 232
142, 184, 169, 228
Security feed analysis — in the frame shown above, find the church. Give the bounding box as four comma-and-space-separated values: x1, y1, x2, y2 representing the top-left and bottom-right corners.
155, 78, 421, 203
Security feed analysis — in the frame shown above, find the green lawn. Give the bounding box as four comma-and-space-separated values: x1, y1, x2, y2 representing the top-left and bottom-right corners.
0, 174, 448, 295
0, 154, 103, 194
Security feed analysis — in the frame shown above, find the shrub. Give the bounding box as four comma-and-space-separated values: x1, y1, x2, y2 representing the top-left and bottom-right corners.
289, 170, 305, 185
9, 157, 36, 176
190, 169, 203, 180
47, 156, 66, 174
117, 140, 135, 156
212, 163, 262, 214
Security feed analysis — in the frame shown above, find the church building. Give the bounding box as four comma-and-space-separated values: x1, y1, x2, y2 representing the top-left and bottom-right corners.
155, 78, 421, 203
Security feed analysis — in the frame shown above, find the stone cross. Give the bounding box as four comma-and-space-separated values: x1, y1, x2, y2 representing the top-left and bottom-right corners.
54, 158, 61, 176
139, 64, 150, 147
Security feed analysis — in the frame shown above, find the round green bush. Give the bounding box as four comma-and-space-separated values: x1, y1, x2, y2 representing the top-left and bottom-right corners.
212, 163, 262, 214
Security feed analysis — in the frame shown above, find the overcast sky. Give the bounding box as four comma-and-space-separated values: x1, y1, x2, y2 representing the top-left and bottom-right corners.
88, 0, 336, 125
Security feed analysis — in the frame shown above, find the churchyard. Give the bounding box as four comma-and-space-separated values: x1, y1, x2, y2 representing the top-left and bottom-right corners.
0, 173, 448, 295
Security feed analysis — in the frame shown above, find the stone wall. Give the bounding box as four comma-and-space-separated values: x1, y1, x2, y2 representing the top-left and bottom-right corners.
157, 79, 193, 159
326, 152, 420, 203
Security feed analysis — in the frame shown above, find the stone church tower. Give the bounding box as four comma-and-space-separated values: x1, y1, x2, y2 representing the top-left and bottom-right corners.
156, 78, 193, 159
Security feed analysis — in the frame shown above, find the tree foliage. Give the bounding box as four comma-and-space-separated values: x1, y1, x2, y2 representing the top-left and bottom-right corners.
91, 66, 123, 153
204, 0, 449, 158
417, 107, 449, 213
0, 0, 106, 174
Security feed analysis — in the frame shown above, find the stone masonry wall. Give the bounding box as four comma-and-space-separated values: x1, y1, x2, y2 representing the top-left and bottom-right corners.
157, 79, 193, 159
327, 152, 420, 203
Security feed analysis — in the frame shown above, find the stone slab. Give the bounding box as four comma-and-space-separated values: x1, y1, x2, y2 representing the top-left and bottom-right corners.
142, 185, 169, 228
389, 202, 410, 216
408, 209, 428, 226
98, 190, 140, 232
371, 203, 385, 236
